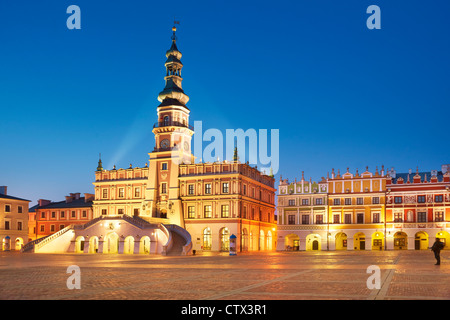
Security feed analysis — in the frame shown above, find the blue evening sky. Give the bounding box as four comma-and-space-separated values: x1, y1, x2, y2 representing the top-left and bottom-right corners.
0, 0, 449, 205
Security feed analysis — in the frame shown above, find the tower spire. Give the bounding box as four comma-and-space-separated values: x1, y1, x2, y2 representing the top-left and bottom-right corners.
157, 22, 189, 106
96, 153, 103, 171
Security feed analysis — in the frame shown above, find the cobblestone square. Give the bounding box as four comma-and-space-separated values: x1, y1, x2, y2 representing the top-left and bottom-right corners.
0, 250, 449, 301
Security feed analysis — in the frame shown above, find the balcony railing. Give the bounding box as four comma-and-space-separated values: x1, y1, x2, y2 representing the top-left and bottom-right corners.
153, 121, 194, 131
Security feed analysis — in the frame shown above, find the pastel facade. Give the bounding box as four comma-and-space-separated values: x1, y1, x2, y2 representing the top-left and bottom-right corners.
31, 193, 94, 238
180, 162, 276, 252
0, 186, 30, 251
277, 173, 328, 251
93, 164, 149, 219
385, 165, 450, 250
327, 167, 386, 251
277, 164, 450, 251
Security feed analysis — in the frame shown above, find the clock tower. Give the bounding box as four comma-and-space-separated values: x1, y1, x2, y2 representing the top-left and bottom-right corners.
145, 25, 194, 226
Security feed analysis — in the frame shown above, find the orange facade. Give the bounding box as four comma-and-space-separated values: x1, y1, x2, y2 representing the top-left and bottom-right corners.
33, 193, 94, 238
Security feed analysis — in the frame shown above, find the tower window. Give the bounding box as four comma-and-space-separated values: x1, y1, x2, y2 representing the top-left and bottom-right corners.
163, 116, 170, 126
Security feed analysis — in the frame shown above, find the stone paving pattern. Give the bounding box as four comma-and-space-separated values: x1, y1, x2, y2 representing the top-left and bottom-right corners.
0, 251, 449, 300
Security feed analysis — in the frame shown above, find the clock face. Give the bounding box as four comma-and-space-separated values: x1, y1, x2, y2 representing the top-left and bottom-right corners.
160, 139, 169, 149
184, 141, 189, 151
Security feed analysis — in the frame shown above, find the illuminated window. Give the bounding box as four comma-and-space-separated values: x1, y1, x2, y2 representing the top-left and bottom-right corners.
221, 205, 229, 218
118, 188, 124, 198
188, 184, 194, 195
204, 205, 212, 218
188, 206, 195, 218
202, 228, 212, 250
205, 184, 212, 194
220, 228, 230, 251
435, 211, 444, 222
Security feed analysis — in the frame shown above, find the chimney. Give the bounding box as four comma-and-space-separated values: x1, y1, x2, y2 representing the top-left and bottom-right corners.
442, 164, 450, 174
38, 199, 51, 207
65, 196, 73, 203
0, 186, 7, 195
443, 172, 450, 183
390, 167, 396, 178
84, 193, 94, 202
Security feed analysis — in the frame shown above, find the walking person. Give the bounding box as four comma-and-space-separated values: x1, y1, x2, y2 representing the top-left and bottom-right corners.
431, 238, 445, 265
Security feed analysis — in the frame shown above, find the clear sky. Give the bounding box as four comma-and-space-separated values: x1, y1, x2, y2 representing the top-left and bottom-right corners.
1, 0, 449, 205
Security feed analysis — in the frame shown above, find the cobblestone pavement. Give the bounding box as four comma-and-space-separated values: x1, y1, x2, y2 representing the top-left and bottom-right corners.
0, 250, 449, 301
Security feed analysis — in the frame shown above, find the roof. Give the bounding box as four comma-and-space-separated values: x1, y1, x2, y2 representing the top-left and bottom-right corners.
391, 171, 445, 183
0, 194, 31, 202
157, 97, 188, 109
35, 197, 93, 210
